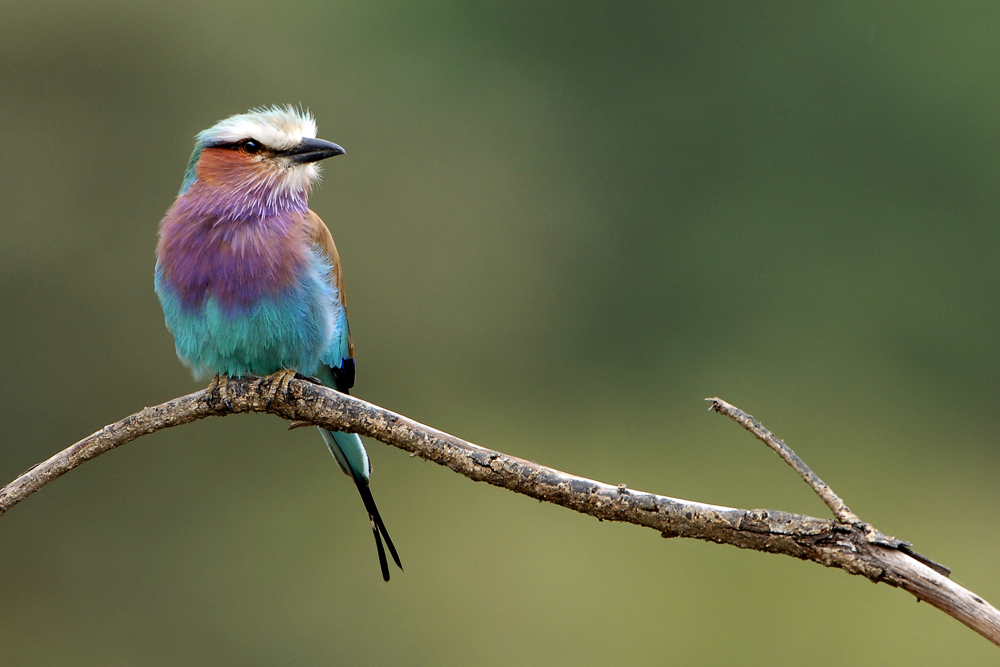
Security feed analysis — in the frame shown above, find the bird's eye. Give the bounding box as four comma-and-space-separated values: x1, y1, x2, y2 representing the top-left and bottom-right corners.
241, 139, 263, 155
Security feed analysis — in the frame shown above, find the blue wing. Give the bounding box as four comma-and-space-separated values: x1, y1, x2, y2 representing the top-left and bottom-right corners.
306, 209, 402, 581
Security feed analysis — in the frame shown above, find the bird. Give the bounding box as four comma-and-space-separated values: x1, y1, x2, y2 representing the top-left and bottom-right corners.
154, 106, 402, 581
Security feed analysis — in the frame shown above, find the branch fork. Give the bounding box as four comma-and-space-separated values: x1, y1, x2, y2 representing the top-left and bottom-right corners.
705, 397, 950, 577
1, 379, 996, 646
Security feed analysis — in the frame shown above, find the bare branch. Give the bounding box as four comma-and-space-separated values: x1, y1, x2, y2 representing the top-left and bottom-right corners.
873, 546, 1000, 645
707, 397, 860, 524
1, 377, 997, 647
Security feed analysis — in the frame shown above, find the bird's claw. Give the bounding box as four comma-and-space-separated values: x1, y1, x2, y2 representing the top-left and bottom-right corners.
263, 369, 297, 406
208, 373, 234, 411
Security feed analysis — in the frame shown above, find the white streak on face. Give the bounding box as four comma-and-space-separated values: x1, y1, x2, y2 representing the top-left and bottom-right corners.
200, 106, 331, 197
202, 105, 318, 151
273, 161, 321, 195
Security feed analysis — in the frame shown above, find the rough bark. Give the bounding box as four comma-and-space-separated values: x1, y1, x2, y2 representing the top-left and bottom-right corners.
1, 376, 996, 647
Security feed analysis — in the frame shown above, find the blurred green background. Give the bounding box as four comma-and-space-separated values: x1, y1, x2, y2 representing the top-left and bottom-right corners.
2, 1, 999, 664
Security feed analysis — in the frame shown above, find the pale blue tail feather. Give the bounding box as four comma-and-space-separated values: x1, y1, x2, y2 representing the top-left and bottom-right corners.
319, 428, 371, 483
318, 426, 402, 580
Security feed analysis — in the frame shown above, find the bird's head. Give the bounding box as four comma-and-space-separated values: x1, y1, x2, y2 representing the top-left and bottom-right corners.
179, 106, 344, 200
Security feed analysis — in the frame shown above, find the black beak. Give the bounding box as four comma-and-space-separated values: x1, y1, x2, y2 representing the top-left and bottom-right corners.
286, 137, 346, 164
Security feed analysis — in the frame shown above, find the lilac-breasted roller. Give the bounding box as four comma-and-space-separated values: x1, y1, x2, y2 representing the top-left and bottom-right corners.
154, 106, 401, 580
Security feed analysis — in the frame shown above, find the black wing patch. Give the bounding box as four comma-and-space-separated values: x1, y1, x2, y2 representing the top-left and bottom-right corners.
329, 358, 355, 394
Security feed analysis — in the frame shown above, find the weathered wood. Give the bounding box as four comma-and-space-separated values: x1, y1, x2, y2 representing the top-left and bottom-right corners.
706, 397, 861, 525
1, 376, 997, 647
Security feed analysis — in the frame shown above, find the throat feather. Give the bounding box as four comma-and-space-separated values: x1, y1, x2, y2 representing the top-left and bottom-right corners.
157, 196, 310, 312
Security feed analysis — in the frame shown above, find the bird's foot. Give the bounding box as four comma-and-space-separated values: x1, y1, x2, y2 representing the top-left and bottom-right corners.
208, 373, 234, 411
263, 368, 297, 406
